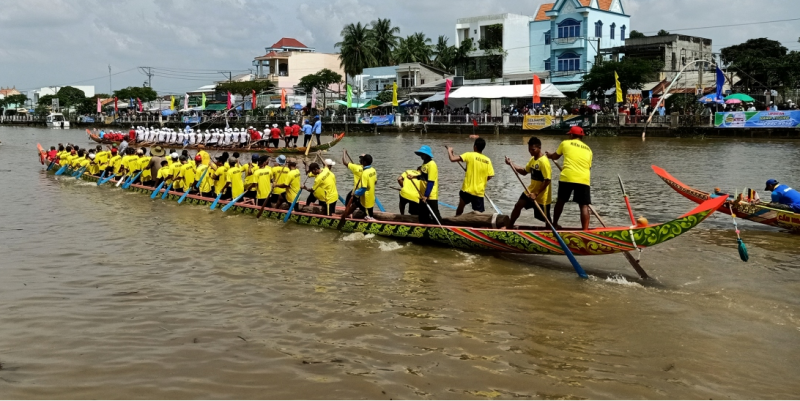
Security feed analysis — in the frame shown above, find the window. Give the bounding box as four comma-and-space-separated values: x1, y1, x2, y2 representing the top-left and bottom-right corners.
544, 30, 551, 45
557, 52, 580, 71
544, 58, 551, 71
595, 21, 603, 38
621, 25, 626, 39
557, 19, 581, 39
610, 23, 616, 40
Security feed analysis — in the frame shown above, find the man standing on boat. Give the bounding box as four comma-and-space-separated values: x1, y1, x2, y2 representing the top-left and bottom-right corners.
340, 154, 378, 223
414, 145, 441, 224
291, 120, 301, 148
546, 126, 592, 230
302, 119, 313, 147
763, 179, 800, 212
446, 138, 494, 216
312, 115, 322, 146
505, 136, 552, 229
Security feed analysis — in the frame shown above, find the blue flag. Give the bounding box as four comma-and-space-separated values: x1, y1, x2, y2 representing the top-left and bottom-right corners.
715, 67, 724, 101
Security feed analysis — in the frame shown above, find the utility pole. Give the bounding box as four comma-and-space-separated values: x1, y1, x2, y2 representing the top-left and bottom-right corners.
139, 67, 153, 87
108, 65, 112, 95
219, 71, 232, 83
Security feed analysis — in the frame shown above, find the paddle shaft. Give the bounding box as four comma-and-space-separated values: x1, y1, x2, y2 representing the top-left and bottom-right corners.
410, 174, 455, 248
618, 175, 637, 226
507, 158, 588, 279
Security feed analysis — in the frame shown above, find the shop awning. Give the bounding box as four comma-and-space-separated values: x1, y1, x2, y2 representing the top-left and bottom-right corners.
204, 104, 227, 111
449, 84, 566, 99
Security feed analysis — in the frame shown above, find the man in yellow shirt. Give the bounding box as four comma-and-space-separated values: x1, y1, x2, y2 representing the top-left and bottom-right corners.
269, 155, 289, 207
243, 154, 260, 200
225, 158, 245, 200
108, 148, 122, 177
177, 156, 197, 192
505, 136, 552, 229
339, 154, 378, 224
446, 138, 494, 216
303, 160, 339, 216
397, 167, 423, 216
213, 157, 229, 198
156, 160, 171, 186
252, 155, 273, 207
414, 145, 440, 224
274, 157, 300, 208
546, 126, 593, 230
94, 145, 111, 174
196, 146, 210, 167
195, 156, 213, 197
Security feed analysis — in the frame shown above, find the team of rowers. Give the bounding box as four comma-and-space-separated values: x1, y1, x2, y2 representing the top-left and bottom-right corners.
95, 116, 326, 149
48, 125, 597, 229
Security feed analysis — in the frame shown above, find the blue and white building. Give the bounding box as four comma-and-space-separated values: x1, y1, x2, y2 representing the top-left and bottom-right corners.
530, 0, 629, 93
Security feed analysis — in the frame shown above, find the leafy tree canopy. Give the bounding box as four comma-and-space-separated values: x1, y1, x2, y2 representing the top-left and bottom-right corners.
629, 30, 645, 39
113, 86, 159, 102
215, 81, 275, 97
56, 86, 86, 108
720, 38, 800, 91
656, 30, 671, 36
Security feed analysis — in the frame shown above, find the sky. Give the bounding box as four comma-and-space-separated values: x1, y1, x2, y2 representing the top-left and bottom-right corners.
1, 0, 798, 96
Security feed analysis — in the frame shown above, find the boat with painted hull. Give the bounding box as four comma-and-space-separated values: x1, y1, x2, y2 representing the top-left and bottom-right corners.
652, 165, 800, 233
46, 161, 726, 260
86, 130, 345, 155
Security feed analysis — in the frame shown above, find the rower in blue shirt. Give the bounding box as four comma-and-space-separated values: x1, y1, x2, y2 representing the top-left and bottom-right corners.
302, 120, 313, 147
764, 179, 800, 212
312, 115, 322, 146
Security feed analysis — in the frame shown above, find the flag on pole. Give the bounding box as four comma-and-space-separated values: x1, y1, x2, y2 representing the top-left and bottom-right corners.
614, 71, 623, 103
137, 98, 142, 112
311, 87, 318, 109
444, 79, 453, 106
201, 93, 207, 110
226, 92, 232, 109
97, 97, 101, 113
184, 94, 189, 111
346, 84, 353, 108
251, 90, 257, 110
715, 66, 725, 102
533, 74, 541, 104
170, 95, 175, 110
392, 82, 398, 106
280, 89, 286, 109
129, 98, 134, 109
472, 119, 478, 127
114, 97, 118, 113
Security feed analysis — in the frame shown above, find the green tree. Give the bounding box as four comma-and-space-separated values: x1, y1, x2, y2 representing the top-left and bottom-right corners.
629, 30, 645, 39
453, 37, 475, 76
4, 93, 28, 107
76, 94, 109, 115
432, 35, 455, 72
315, 68, 343, 108
657, 29, 671, 36
394, 32, 433, 64
720, 38, 789, 91
215, 81, 275, 97
335, 22, 377, 80
369, 18, 400, 66
375, 90, 393, 104
113, 86, 158, 102
56, 86, 87, 112
579, 57, 664, 99
297, 73, 321, 94
37, 94, 57, 108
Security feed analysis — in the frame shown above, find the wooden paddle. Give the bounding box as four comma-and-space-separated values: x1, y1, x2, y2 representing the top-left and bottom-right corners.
507, 158, 588, 279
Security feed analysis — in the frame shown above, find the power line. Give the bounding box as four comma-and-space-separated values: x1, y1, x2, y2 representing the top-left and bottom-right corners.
640, 17, 800, 34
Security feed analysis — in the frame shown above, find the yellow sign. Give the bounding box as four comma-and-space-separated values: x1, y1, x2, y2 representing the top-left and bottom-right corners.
522, 115, 553, 130
777, 211, 800, 229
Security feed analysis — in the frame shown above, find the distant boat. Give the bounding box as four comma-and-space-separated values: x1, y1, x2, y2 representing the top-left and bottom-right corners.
46, 113, 69, 129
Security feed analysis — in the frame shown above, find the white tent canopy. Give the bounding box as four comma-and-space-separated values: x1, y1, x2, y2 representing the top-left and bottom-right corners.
449, 84, 566, 99
420, 92, 474, 108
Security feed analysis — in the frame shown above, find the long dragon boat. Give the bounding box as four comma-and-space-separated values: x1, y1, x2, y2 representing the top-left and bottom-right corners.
43, 159, 726, 268
86, 130, 345, 155
653, 165, 800, 233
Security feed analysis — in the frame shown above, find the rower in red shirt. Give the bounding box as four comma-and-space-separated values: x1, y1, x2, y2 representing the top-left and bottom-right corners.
290, 120, 301, 148
269, 124, 282, 148
128, 127, 136, 141
283, 122, 293, 148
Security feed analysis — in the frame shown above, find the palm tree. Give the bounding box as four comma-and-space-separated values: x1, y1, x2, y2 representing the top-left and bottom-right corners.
394, 32, 433, 64
433, 35, 455, 72
335, 22, 377, 78
369, 18, 400, 66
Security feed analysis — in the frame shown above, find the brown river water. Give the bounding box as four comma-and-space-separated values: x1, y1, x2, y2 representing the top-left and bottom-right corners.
0, 126, 799, 399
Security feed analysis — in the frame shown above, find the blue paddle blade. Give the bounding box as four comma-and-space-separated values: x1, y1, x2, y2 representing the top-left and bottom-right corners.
150, 181, 166, 199
338, 195, 346, 204
161, 183, 173, 199
222, 193, 246, 212
210, 192, 223, 210
283, 190, 303, 223
55, 164, 68, 175
738, 238, 749, 262
375, 196, 386, 212
194, 169, 208, 189
97, 171, 106, 185
439, 201, 457, 210
177, 188, 190, 204
99, 174, 115, 186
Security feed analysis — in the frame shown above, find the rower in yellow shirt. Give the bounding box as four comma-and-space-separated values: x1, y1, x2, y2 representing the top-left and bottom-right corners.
274, 158, 301, 208
213, 157, 229, 198
243, 154, 260, 199
195, 156, 213, 196
196, 146, 210, 167
177, 156, 197, 191
303, 159, 339, 216
108, 148, 122, 177
446, 138, 494, 216
546, 126, 593, 230
340, 154, 377, 224
505, 136, 553, 229
138, 151, 153, 184
225, 158, 244, 200
270, 155, 290, 206
155, 160, 171, 185
413, 145, 440, 224
252, 155, 273, 207
397, 167, 424, 216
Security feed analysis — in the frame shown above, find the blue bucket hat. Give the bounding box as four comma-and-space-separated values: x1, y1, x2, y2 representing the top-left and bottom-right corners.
252, 154, 260, 162
765, 179, 778, 191
276, 155, 287, 165
414, 145, 433, 158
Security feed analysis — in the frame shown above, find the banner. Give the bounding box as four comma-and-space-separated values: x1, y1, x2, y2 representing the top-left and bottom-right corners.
715, 66, 725, 102
522, 115, 553, 130
137, 98, 142, 112
252, 90, 257, 110
444, 79, 453, 106
114, 97, 118, 112
170, 96, 175, 110
392, 82, 398, 106
715, 111, 800, 128
201, 93, 207, 110
226, 92, 231, 109
346, 84, 353, 108
97, 97, 101, 113
532, 75, 541, 104
182, 116, 201, 124
184, 94, 189, 111
368, 115, 395, 126
280, 89, 286, 109
614, 71, 622, 103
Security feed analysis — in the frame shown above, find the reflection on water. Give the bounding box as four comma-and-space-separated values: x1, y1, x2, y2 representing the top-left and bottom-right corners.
0, 127, 798, 399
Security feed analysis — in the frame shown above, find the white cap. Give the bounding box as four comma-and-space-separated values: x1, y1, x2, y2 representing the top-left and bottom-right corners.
170, 152, 179, 158
323, 159, 336, 167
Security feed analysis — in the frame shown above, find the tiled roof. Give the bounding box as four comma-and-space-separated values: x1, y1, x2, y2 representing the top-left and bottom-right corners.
534, 3, 554, 21
0, 88, 21, 96
597, 0, 613, 10
578, 0, 591, 6
258, 51, 289, 59
270, 38, 307, 49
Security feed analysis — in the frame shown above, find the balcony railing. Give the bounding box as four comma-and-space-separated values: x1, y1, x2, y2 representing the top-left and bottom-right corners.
552, 36, 585, 49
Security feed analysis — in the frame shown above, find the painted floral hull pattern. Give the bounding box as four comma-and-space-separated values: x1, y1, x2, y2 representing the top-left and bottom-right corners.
49, 166, 724, 257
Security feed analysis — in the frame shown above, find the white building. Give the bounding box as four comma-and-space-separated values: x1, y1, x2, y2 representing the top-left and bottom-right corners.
454, 13, 534, 84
